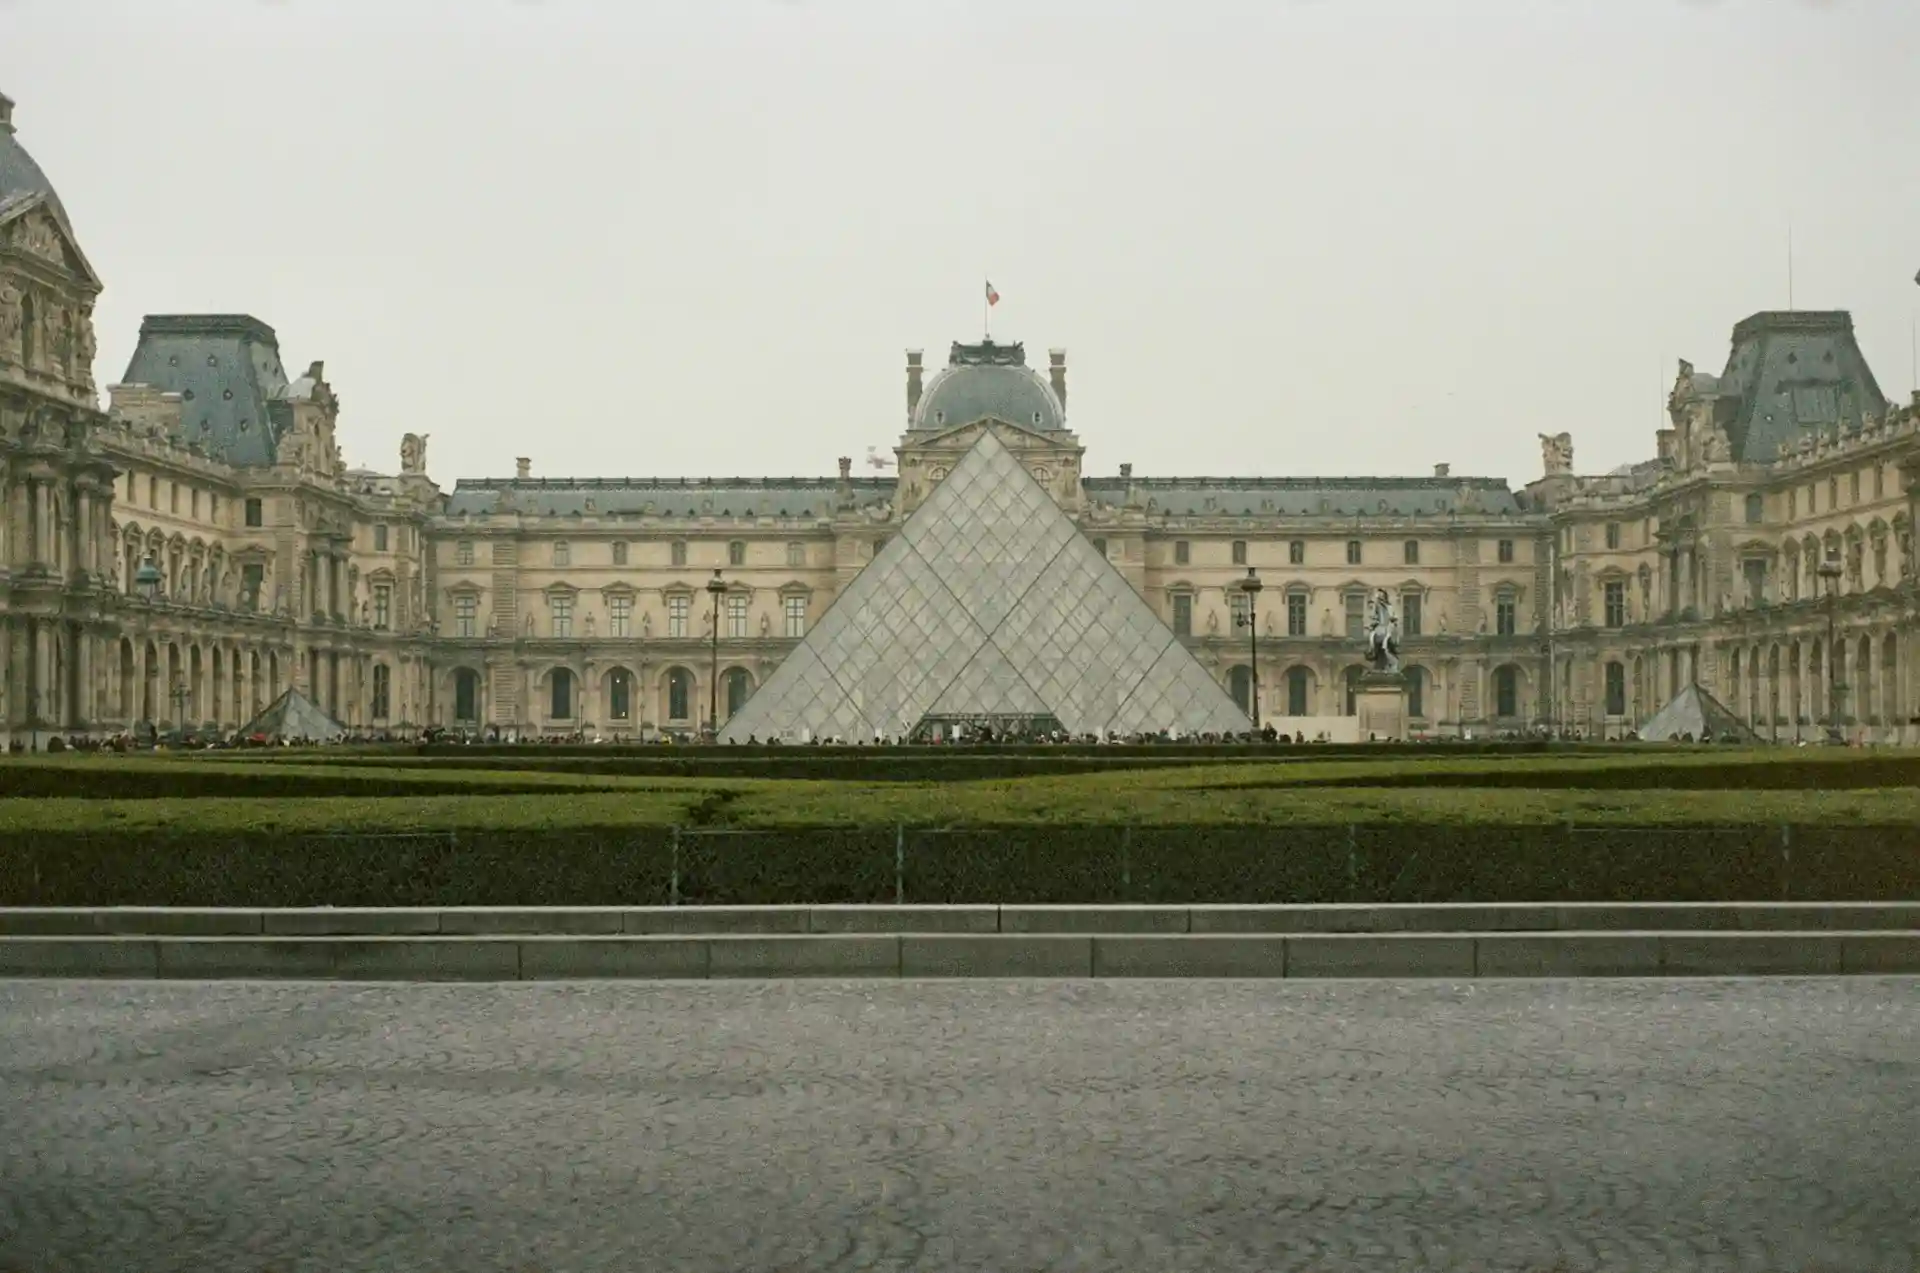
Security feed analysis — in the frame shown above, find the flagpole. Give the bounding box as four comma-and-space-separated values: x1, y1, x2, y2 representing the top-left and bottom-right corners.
983, 276, 990, 341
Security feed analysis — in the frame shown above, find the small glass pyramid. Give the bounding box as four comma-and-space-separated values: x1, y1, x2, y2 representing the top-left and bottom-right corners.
719, 431, 1251, 742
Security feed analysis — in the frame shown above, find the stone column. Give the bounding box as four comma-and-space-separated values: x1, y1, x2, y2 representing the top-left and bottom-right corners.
74, 628, 93, 732
74, 489, 91, 577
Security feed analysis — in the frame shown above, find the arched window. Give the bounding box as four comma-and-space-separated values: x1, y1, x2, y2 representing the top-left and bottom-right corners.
371, 663, 391, 720
1604, 661, 1626, 717
1228, 665, 1253, 714
1493, 665, 1519, 719
549, 667, 574, 720
608, 668, 632, 721
1343, 665, 1363, 716
724, 668, 752, 719
453, 668, 480, 723
1286, 666, 1311, 717
667, 668, 693, 721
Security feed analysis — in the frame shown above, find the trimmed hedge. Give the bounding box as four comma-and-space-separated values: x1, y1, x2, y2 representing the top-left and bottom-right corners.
1260, 754, 1920, 792
5, 823, 1916, 906
0, 765, 618, 801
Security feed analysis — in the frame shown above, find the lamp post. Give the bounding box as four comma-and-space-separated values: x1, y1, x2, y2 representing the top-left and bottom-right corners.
1235, 567, 1262, 729
134, 555, 162, 601
1818, 550, 1845, 743
169, 674, 191, 741
705, 569, 725, 740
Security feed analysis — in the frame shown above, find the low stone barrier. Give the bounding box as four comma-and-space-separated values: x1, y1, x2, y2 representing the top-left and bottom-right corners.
2, 930, 1917, 980
3, 901, 1918, 938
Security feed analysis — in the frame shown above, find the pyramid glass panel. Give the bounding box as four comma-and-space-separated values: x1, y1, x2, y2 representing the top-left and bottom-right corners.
719, 431, 1250, 742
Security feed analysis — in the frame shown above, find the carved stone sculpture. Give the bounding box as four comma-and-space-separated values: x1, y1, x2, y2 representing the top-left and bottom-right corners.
1364, 588, 1401, 674
1539, 432, 1575, 477
399, 432, 430, 474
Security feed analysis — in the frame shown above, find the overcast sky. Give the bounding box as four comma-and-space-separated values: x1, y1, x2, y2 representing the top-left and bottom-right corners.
5, 0, 1917, 487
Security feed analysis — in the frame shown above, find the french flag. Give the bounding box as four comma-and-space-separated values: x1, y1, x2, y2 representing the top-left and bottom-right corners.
985, 280, 1000, 306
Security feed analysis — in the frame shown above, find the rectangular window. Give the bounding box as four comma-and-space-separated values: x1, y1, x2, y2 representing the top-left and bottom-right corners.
668, 594, 689, 638
1497, 539, 1514, 564
785, 541, 804, 567
1605, 522, 1621, 548
169, 483, 179, 515
456, 540, 474, 566
147, 476, 158, 507
784, 594, 807, 637
210, 494, 219, 523
372, 665, 391, 720
1174, 540, 1190, 566
1829, 476, 1839, 509
374, 524, 389, 552
1876, 466, 1886, 500
241, 563, 264, 611
1288, 540, 1305, 565
1744, 558, 1768, 608
728, 540, 746, 567
1851, 471, 1862, 504
190, 490, 200, 520
1346, 540, 1361, 566
1496, 596, 1517, 636
551, 594, 574, 638
1808, 484, 1818, 514
726, 593, 748, 638
492, 541, 511, 565
671, 541, 688, 567
1344, 592, 1365, 639
610, 595, 633, 637
612, 541, 629, 566
1286, 592, 1307, 637
1403, 539, 1419, 565
1172, 593, 1193, 636
1229, 590, 1251, 632
373, 583, 391, 630
1231, 540, 1247, 565
1604, 580, 1626, 628
1401, 592, 1422, 636
454, 594, 478, 638
244, 498, 263, 528
553, 541, 571, 567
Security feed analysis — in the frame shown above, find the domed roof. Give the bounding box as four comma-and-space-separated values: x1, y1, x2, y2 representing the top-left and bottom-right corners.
0, 92, 68, 224
911, 339, 1065, 433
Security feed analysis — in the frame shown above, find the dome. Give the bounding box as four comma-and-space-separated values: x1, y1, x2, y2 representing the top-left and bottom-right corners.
911, 339, 1065, 432
0, 92, 68, 224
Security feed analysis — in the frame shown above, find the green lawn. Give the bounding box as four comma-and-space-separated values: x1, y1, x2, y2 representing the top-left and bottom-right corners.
2, 747, 1916, 832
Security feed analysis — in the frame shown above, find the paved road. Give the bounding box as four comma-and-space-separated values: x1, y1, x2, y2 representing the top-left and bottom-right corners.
1, 979, 1917, 1273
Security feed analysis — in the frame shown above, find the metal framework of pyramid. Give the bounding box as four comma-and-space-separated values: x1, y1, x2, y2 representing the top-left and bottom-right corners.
1638, 682, 1759, 743
719, 430, 1251, 743
239, 688, 346, 742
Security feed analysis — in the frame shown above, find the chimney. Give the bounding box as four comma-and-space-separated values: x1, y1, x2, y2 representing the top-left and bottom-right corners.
1433, 463, 1450, 478
515, 457, 531, 479
1118, 462, 1132, 479
1048, 348, 1067, 410
838, 456, 852, 481
0, 91, 14, 136
905, 350, 924, 420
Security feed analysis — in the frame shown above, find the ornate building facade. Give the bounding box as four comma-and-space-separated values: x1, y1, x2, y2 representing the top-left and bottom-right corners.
2, 89, 1915, 746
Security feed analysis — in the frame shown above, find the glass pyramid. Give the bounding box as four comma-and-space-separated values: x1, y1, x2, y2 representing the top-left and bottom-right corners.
718, 430, 1253, 742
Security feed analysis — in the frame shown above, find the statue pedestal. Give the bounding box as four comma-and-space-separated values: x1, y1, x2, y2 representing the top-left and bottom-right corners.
1355, 670, 1409, 742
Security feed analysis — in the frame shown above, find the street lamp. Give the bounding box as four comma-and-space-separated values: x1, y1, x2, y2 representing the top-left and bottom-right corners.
168, 674, 191, 739
1818, 550, 1845, 743
134, 555, 163, 601
705, 568, 726, 740
1234, 567, 1262, 730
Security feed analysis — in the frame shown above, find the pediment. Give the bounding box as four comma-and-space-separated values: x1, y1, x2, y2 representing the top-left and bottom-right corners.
0, 198, 100, 288
909, 417, 1077, 453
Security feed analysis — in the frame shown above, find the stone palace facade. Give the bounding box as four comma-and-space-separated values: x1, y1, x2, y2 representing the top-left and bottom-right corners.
2, 89, 1917, 746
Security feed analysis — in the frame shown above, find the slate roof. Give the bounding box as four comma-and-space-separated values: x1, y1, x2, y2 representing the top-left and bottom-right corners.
1697, 311, 1889, 464
443, 477, 893, 519
1082, 477, 1523, 518
911, 339, 1065, 433
119, 315, 293, 467
0, 90, 68, 224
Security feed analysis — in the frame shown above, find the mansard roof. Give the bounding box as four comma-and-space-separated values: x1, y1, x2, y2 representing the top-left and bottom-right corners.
120, 314, 294, 467
1696, 310, 1890, 464
443, 476, 892, 519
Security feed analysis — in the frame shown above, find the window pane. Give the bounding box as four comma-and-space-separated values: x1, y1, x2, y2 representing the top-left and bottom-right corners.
1172, 594, 1192, 636
1287, 592, 1307, 637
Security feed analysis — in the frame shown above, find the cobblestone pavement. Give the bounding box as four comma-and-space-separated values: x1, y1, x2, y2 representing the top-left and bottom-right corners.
1, 979, 1917, 1273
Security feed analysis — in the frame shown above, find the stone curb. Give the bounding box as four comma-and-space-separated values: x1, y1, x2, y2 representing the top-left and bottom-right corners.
5, 902, 1919, 938
2, 931, 1918, 980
